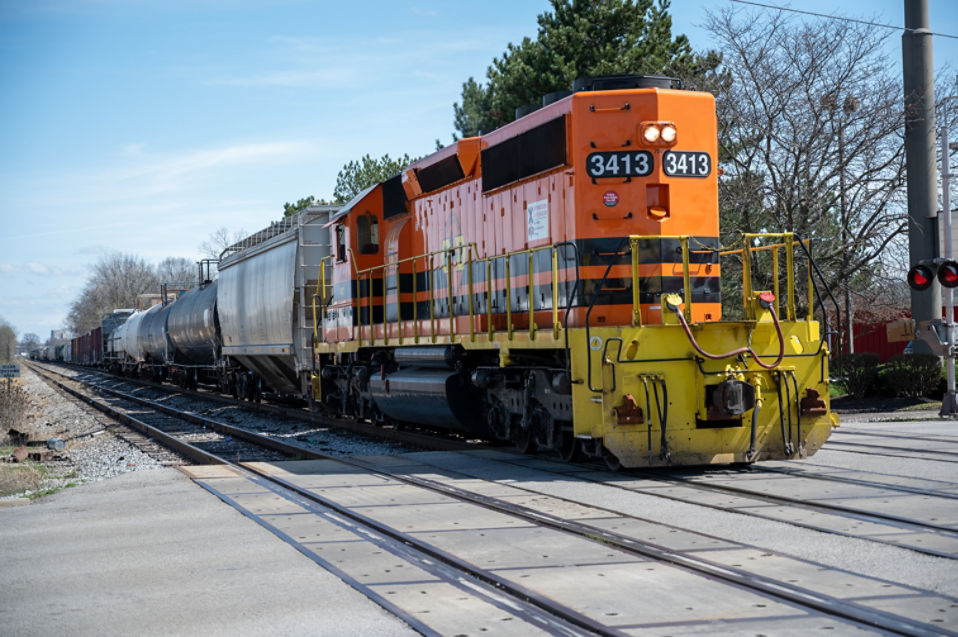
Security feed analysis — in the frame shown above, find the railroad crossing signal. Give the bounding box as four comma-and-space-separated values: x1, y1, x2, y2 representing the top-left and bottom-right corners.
907, 259, 958, 291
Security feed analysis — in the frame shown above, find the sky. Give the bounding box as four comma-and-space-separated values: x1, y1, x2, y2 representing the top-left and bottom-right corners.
1, 0, 956, 340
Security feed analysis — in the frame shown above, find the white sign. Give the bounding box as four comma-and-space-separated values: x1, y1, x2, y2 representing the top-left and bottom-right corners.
0, 364, 20, 378
526, 199, 549, 243
589, 336, 603, 351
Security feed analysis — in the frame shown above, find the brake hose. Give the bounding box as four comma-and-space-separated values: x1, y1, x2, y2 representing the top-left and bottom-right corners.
665, 293, 785, 370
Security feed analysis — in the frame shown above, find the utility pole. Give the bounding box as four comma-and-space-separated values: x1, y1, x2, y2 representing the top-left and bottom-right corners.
903, 0, 939, 353
941, 96, 957, 415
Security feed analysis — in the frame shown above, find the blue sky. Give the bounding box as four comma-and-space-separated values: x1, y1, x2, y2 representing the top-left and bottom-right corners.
1, 0, 956, 340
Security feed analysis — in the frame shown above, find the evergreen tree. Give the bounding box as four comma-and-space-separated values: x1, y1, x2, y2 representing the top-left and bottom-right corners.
332, 153, 416, 203
453, 0, 718, 137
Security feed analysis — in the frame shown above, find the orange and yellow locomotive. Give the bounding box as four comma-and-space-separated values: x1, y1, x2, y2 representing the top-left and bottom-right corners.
313, 75, 837, 468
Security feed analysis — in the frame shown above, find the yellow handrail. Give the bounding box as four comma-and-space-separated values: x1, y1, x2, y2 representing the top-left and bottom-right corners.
312, 232, 814, 348
720, 233, 814, 321
311, 255, 334, 342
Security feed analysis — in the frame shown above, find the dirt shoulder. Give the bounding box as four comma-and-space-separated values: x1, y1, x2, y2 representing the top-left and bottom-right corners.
0, 364, 160, 505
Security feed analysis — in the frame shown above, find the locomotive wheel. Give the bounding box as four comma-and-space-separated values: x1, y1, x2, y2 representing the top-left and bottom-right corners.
556, 428, 581, 463
513, 424, 536, 454
602, 446, 622, 471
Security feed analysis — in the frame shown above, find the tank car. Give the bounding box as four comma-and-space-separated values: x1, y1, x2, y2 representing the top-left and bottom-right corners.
138, 302, 174, 381
312, 74, 838, 468
163, 279, 222, 390
107, 307, 153, 373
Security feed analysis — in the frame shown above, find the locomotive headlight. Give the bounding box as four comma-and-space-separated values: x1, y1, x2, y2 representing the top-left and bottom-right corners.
642, 124, 660, 143
660, 123, 677, 143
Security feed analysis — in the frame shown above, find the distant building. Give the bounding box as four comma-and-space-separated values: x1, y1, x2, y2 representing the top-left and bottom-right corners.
50, 329, 67, 342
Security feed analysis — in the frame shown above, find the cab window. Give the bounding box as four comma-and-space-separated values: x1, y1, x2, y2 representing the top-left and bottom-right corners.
356, 213, 379, 254
336, 224, 347, 262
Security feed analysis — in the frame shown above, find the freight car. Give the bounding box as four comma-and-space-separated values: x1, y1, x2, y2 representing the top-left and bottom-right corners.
311, 74, 837, 468
76, 74, 836, 469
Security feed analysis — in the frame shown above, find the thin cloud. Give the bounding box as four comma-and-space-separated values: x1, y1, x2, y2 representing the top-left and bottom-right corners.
214, 32, 502, 90
122, 141, 312, 181
26, 262, 65, 275
210, 69, 356, 88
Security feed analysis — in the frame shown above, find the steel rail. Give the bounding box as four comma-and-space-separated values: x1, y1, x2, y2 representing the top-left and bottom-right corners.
28, 364, 226, 466
824, 439, 958, 460
346, 463, 946, 637
26, 363, 608, 636
751, 465, 958, 501
29, 362, 348, 463
28, 362, 945, 635
480, 451, 958, 561
38, 361, 475, 452
630, 470, 958, 538
833, 428, 958, 444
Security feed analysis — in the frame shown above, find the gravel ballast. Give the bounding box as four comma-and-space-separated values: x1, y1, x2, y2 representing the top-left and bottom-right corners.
1, 366, 161, 502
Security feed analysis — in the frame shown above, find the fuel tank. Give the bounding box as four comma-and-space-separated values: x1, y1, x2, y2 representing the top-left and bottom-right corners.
369, 368, 488, 434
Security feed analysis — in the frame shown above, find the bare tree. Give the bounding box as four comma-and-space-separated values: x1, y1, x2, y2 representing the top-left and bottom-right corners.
66, 253, 160, 335
19, 333, 40, 353
0, 317, 17, 364
199, 227, 246, 260
706, 8, 906, 336
155, 257, 197, 285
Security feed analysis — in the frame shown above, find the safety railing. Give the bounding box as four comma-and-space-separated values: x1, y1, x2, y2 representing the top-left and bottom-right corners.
311, 243, 571, 347
718, 233, 814, 322
310, 232, 818, 347
311, 255, 335, 343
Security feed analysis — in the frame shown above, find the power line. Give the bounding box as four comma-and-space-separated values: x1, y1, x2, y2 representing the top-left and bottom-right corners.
730, 0, 958, 40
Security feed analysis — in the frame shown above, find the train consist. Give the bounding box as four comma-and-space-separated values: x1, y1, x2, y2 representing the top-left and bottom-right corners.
68, 75, 837, 468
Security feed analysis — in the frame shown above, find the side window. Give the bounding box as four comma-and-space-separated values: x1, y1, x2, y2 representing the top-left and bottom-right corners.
336, 225, 347, 262
356, 213, 379, 255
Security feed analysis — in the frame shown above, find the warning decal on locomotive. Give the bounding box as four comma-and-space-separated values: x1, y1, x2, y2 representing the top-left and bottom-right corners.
586, 151, 653, 178
527, 199, 549, 242
663, 151, 711, 177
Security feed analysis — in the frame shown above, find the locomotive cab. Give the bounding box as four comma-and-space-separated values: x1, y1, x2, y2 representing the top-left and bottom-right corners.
323, 184, 386, 345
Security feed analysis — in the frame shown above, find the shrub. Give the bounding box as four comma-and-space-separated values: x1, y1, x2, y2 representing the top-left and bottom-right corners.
0, 383, 30, 441
833, 353, 880, 399
0, 464, 43, 497
883, 354, 942, 398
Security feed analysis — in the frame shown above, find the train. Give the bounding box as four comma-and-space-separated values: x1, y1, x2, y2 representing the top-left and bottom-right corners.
69, 74, 838, 468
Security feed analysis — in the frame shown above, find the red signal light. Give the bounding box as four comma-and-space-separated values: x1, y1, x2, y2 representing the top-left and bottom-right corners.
938, 261, 958, 288
907, 264, 935, 291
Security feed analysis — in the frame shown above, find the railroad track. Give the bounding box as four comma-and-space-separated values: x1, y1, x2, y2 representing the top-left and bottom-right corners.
28, 363, 316, 466
35, 361, 479, 454
35, 362, 958, 559
469, 453, 958, 560
26, 362, 958, 634
821, 439, 958, 463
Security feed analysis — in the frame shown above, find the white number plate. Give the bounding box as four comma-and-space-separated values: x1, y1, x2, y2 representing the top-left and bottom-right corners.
663, 151, 711, 177
586, 151, 653, 178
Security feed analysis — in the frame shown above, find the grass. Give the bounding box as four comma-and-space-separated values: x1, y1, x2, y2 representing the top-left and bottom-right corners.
0, 463, 44, 497
0, 460, 81, 499
25, 482, 79, 500
0, 383, 30, 433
